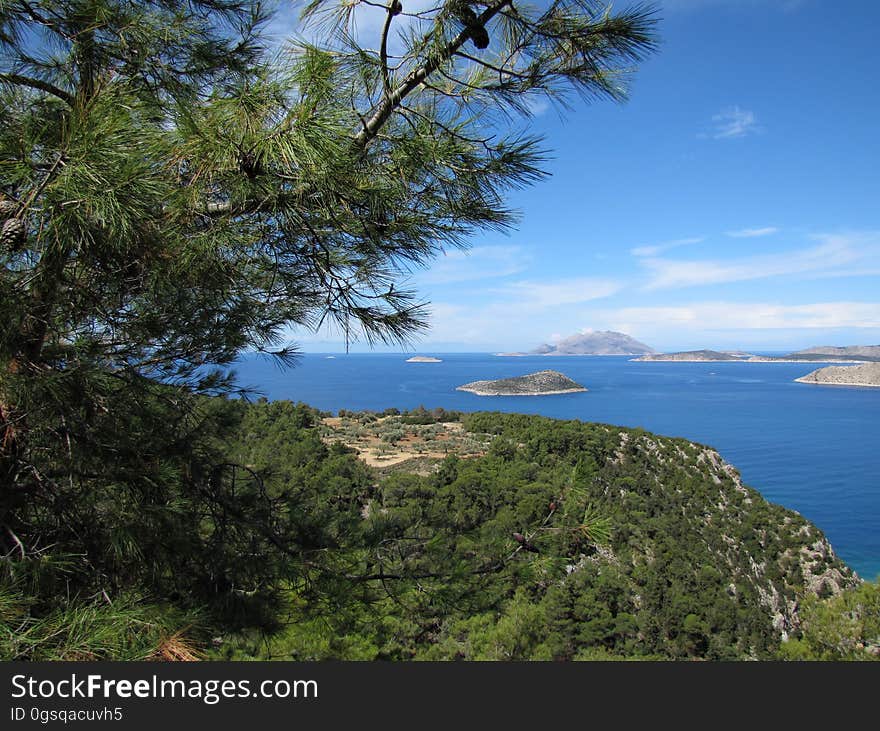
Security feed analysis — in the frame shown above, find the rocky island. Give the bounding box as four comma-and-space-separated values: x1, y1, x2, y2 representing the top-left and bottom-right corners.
795, 362, 880, 387
634, 349, 750, 362
456, 370, 587, 396
406, 356, 442, 363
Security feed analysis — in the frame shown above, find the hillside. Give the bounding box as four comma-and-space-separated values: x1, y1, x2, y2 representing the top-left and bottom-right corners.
796, 362, 880, 387
211, 403, 862, 661
531, 330, 655, 356
457, 370, 587, 396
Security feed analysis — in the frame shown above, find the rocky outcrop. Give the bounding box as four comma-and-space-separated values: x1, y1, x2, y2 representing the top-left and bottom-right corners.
456, 370, 587, 396
604, 430, 859, 640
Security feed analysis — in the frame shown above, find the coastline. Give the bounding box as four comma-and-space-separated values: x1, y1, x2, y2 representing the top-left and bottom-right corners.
632, 357, 868, 364
455, 386, 588, 396
749, 358, 869, 364
795, 378, 880, 388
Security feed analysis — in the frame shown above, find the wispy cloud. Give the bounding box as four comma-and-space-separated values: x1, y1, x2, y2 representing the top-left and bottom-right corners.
414, 246, 530, 285
424, 278, 622, 347
709, 106, 760, 139
631, 236, 705, 257
524, 94, 552, 117
726, 226, 779, 238
640, 233, 879, 290
494, 277, 622, 308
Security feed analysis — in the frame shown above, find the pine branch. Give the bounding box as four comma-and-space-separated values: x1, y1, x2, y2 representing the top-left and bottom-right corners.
353, 0, 514, 149
379, 1, 398, 95
0, 73, 74, 105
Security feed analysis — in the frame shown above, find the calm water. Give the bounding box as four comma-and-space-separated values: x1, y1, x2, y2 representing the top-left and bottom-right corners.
234, 353, 880, 579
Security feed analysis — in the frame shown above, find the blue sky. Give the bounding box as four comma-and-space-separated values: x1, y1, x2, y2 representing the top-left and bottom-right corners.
282, 0, 880, 353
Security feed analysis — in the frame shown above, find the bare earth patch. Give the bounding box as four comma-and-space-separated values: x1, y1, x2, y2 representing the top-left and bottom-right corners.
320, 416, 491, 471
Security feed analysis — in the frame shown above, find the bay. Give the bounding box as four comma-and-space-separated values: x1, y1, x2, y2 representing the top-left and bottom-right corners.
233, 352, 880, 580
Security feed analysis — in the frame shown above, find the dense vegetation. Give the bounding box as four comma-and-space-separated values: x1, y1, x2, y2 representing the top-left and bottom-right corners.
2, 397, 876, 660
213, 403, 872, 661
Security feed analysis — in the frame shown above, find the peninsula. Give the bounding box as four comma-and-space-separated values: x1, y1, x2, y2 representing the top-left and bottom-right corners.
406, 356, 442, 363
456, 370, 587, 396
795, 362, 880, 388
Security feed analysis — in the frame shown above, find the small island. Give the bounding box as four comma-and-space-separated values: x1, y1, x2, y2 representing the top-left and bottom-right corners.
634, 349, 749, 362
456, 370, 587, 396
795, 362, 880, 388
406, 356, 443, 363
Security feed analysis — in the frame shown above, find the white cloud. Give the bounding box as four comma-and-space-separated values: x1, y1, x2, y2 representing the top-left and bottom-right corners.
424, 277, 622, 347
726, 226, 779, 238
640, 234, 875, 291
604, 301, 880, 331
414, 245, 530, 285
631, 236, 704, 257
709, 106, 760, 139
494, 277, 622, 308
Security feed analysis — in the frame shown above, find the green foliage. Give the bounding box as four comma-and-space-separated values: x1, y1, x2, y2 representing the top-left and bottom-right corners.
0, 577, 196, 661
17, 2, 847, 665
2, 3, 867, 665
778, 579, 880, 661
204, 407, 858, 662
1, 3, 659, 657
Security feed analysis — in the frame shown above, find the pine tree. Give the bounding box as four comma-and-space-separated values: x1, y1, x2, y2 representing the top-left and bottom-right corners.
0, 0, 657, 637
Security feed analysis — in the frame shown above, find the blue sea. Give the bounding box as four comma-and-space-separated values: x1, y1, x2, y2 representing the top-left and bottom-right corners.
233, 353, 880, 580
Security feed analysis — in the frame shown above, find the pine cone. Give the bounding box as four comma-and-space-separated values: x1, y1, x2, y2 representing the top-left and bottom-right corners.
455, 6, 490, 50
0, 200, 17, 220
238, 151, 264, 179
469, 23, 489, 50
0, 218, 26, 251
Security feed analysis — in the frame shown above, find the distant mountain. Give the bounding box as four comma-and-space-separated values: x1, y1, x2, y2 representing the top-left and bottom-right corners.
532, 330, 655, 356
